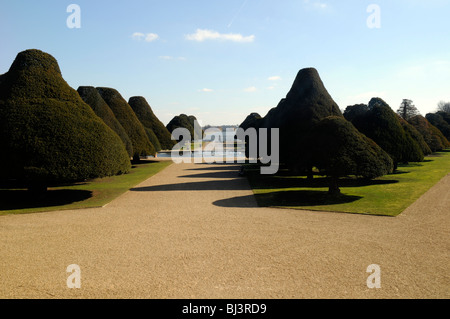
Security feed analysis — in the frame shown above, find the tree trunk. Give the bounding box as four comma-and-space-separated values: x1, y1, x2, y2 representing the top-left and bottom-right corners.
307, 166, 314, 181
133, 154, 141, 163
328, 176, 341, 195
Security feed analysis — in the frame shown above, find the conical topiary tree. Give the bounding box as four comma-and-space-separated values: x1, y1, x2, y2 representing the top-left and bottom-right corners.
78, 86, 134, 157
408, 115, 450, 152
352, 98, 424, 168
97, 87, 155, 161
166, 114, 202, 141
0, 49, 131, 192
188, 115, 203, 139
426, 113, 450, 140
259, 68, 343, 174
309, 116, 393, 194
343, 104, 369, 122
436, 111, 450, 125
239, 113, 263, 131
398, 116, 432, 156
128, 96, 175, 151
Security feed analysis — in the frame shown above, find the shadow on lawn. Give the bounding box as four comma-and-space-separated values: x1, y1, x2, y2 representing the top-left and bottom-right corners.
247, 173, 399, 190
0, 189, 92, 211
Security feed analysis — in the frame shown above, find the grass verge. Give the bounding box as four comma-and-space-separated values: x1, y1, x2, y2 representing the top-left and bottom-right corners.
0, 159, 172, 216
246, 151, 450, 216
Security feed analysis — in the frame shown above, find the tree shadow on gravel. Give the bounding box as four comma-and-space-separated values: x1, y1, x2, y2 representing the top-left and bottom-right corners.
185, 164, 241, 171
213, 190, 362, 208
131, 178, 250, 192
178, 171, 242, 179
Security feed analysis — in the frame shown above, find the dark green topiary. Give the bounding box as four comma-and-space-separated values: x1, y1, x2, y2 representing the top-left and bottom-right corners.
352, 98, 424, 168
436, 111, 450, 125
429, 124, 450, 148
128, 96, 175, 151
188, 115, 203, 139
97, 87, 155, 160
258, 68, 343, 173
426, 113, 450, 140
398, 117, 432, 156
308, 116, 393, 193
166, 114, 202, 141
408, 115, 450, 152
239, 113, 263, 131
144, 127, 162, 152
0, 49, 131, 190
343, 104, 369, 122
78, 86, 134, 157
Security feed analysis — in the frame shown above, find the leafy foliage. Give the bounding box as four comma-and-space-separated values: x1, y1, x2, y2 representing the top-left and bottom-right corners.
128, 96, 175, 151
308, 116, 393, 193
397, 99, 420, 121
78, 86, 134, 157
352, 98, 424, 167
437, 101, 450, 113
97, 87, 155, 158
0, 49, 131, 186
259, 68, 343, 170
166, 114, 202, 141
398, 117, 432, 156
239, 113, 263, 131
343, 104, 369, 122
426, 112, 450, 140
408, 115, 450, 152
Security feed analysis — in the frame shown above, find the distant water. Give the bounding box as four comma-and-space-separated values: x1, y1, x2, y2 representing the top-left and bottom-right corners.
156, 128, 246, 159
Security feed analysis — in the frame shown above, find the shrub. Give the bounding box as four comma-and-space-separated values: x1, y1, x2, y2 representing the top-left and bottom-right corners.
0, 49, 131, 191
97, 87, 155, 160
78, 86, 134, 157
408, 115, 449, 152
239, 113, 263, 131
128, 96, 175, 151
398, 117, 432, 156
343, 104, 369, 122
352, 98, 424, 168
309, 116, 393, 193
426, 113, 450, 140
257, 68, 343, 173
166, 114, 202, 141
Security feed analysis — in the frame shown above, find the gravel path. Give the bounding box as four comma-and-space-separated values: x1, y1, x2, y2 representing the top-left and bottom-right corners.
0, 161, 448, 299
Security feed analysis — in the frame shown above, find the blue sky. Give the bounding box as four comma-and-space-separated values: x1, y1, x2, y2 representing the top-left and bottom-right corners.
1, 0, 449, 126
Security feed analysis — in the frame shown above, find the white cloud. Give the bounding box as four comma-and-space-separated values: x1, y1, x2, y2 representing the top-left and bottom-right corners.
244, 86, 257, 92
145, 33, 159, 42
132, 32, 159, 42
267, 86, 276, 90
199, 88, 214, 92
268, 76, 282, 81
185, 29, 255, 43
132, 32, 145, 41
159, 56, 187, 61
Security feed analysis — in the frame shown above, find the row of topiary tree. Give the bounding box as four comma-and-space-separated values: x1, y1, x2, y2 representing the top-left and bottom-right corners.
166, 114, 203, 142
0, 49, 175, 193
240, 68, 450, 194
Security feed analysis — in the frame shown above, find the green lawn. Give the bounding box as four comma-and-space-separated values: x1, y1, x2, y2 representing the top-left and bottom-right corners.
0, 159, 172, 216
246, 151, 450, 216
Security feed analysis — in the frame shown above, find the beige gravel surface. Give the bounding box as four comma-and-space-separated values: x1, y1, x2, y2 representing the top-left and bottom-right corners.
0, 160, 448, 299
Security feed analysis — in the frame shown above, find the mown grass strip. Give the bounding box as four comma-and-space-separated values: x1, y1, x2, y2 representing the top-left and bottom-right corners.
0, 160, 172, 215
246, 151, 450, 216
